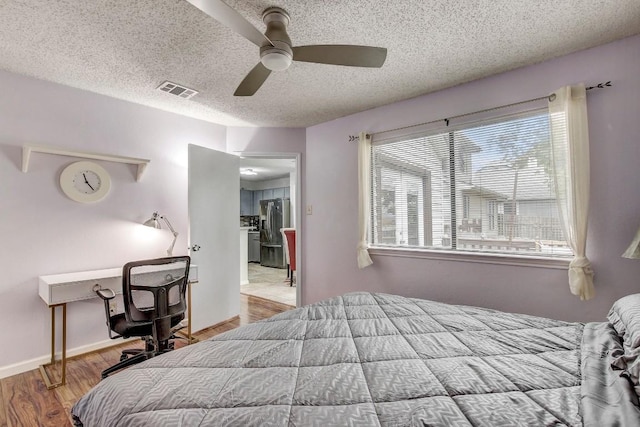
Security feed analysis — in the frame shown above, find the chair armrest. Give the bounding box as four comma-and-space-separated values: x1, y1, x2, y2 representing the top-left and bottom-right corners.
96, 288, 116, 300
94, 286, 121, 340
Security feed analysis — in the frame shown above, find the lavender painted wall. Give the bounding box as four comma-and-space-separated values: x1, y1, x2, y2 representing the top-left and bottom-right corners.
0, 70, 226, 369
305, 35, 640, 322
0, 33, 637, 374
227, 126, 306, 154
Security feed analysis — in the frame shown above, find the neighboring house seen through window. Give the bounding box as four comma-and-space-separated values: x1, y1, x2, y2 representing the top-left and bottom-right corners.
370, 110, 571, 257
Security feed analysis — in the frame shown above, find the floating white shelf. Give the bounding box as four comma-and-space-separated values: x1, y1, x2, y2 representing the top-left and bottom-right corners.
22, 144, 150, 181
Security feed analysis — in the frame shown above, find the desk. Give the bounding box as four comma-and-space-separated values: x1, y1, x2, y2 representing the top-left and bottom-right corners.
38, 264, 198, 389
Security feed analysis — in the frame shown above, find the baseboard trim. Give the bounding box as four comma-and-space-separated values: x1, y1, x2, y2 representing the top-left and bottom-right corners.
0, 337, 137, 380
1, 316, 243, 380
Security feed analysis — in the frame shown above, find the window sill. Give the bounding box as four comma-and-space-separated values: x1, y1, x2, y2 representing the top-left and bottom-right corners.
368, 247, 571, 269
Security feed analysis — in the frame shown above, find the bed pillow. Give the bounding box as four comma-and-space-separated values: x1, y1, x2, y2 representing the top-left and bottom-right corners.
608, 293, 640, 387
608, 293, 640, 348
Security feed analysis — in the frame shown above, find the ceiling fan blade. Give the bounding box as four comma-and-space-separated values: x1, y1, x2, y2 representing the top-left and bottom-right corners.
234, 63, 272, 96
186, 0, 272, 47
292, 45, 387, 68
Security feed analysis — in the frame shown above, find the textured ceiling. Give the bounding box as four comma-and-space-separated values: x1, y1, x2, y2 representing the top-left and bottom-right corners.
0, 1, 639, 128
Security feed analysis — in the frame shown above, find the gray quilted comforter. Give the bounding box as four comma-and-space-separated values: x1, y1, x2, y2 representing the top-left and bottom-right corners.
71, 292, 636, 426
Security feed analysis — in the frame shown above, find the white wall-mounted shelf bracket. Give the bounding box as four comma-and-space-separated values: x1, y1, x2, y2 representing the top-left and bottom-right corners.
22, 144, 150, 181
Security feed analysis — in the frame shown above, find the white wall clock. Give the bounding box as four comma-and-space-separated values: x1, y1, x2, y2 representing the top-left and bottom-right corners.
59, 161, 111, 203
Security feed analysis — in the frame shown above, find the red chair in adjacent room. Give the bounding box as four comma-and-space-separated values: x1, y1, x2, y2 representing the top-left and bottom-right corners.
283, 229, 296, 286
280, 228, 294, 282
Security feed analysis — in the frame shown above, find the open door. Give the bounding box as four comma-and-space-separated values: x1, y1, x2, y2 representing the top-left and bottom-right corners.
188, 144, 240, 332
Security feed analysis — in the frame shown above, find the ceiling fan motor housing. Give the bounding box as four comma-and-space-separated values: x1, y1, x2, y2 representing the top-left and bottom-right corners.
260, 7, 293, 71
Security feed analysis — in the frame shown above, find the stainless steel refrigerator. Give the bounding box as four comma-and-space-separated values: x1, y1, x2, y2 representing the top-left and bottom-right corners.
259, 198, 290, 268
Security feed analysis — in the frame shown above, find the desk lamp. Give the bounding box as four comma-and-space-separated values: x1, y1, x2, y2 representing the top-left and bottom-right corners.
622, 226, 640, 259
144, 212, 178, 256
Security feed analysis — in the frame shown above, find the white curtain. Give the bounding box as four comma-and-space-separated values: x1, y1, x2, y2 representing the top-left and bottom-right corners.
357, 131, 373, 268
549, 84, 594, 300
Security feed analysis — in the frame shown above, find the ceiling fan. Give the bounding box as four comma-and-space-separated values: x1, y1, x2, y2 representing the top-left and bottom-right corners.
186, 0, 388, 96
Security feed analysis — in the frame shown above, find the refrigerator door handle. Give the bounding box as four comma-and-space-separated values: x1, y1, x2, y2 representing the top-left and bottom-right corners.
266, 202, 273, 242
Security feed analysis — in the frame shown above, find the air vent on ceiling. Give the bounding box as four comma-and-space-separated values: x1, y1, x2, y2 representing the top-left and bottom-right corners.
157, 81, 198, 99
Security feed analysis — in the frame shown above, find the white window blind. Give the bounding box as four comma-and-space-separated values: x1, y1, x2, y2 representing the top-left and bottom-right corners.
370, 110, 572, 257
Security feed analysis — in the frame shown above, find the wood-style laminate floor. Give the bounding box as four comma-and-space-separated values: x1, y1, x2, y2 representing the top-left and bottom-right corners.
0, 295, 292, 427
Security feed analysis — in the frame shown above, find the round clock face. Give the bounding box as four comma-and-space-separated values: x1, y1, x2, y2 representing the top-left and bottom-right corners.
60, 161, 111, 203
73, 169, 102, 194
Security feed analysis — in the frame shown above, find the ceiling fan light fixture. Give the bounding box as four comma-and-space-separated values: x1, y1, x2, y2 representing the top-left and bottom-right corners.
261, 49, 292, 71
187, 0, 387, 96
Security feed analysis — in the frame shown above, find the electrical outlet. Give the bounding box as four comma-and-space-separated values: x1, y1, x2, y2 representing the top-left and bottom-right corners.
109, 300, 117, 314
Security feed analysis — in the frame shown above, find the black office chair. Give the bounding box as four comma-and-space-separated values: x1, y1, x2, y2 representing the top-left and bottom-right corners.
96, 256, 190, 379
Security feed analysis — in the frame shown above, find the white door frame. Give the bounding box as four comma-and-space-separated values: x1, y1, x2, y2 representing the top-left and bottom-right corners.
238, 151, 302, 307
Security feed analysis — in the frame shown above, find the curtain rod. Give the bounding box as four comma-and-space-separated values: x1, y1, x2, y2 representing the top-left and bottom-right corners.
348, 81, 612, 142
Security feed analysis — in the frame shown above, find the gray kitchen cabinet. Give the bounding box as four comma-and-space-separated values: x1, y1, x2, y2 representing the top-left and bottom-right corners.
240, 189, 253, 215
284, 186, 290, 198
253, 190, 263, 215
250, 187, 291, 215
273, 187, 285, 199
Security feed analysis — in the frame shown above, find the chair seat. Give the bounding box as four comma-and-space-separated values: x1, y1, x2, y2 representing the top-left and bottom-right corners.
111, 313, 184, 338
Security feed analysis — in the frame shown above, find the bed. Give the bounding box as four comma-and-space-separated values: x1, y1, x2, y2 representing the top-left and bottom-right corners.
71, 292, 640, 426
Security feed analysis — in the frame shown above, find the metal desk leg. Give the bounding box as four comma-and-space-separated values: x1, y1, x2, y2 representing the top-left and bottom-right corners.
186, 281, 198, 344
187, 281, 192, 343
39, 303, 66, 389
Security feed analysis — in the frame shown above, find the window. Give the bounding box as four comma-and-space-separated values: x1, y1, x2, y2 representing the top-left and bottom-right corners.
370, 110, 571, 257
462, 195, 470, 219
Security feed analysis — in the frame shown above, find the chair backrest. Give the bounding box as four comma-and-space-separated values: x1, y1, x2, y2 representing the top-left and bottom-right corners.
122, 256, 190, 342
280, 227, 295, 264
283, 229, 296, 271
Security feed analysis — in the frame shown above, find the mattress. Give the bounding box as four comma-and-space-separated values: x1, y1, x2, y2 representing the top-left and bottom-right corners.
71, 292, 639, 426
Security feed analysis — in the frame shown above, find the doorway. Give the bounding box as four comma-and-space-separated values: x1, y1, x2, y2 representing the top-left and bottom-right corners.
238, 153, 300, 307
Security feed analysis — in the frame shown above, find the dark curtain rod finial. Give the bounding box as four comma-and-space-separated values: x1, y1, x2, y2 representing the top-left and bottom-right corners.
586, 81, 612, 90
348, 133, 371, 142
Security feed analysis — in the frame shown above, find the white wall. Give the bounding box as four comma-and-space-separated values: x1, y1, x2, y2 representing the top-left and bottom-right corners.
0, 70, 226, 371
304, 35, 640, 322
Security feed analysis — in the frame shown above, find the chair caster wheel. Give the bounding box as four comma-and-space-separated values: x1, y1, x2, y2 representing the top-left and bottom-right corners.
120, 354, 128, 362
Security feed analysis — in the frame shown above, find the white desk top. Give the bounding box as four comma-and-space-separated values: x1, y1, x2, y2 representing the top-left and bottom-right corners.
39, 264, 198, 306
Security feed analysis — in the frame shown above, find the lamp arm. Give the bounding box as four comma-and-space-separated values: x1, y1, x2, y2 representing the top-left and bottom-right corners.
161, 215, 179, 256
160, 215, 177, 235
